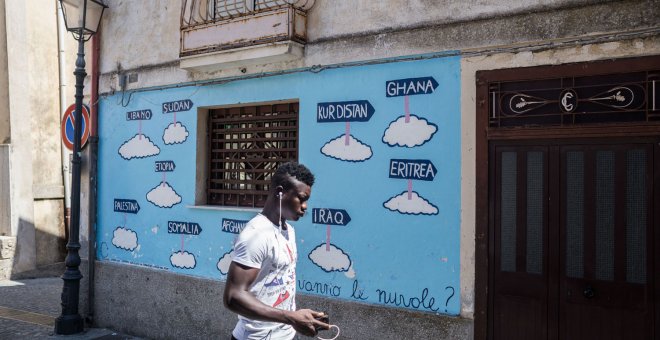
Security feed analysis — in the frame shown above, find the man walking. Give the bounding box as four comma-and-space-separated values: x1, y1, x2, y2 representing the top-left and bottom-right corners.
224, 162, 330, 339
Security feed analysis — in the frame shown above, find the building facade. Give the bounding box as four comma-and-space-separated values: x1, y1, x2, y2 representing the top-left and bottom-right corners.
90, 1, 660, 339
0, 0, 78, 280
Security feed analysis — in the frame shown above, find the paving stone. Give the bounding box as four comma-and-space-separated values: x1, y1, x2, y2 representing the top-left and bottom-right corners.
0, 277, 143, 339
0, 277, 62, 316
0, 317, 53, 338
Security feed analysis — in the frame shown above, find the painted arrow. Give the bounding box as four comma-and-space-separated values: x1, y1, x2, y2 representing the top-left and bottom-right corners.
167, 221, 203, 235
114, 199, 140, 214
317, 100, 375, 123
388, 159, 437, 182
155, 160, 176, 172
162, 99, 194, 114
386, 76, 439, 97
311, 208, 351, 226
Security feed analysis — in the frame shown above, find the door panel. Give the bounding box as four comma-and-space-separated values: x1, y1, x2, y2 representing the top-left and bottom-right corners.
491, 141, 656, 340
493, 146, 549, 340
559, 144, 654, 340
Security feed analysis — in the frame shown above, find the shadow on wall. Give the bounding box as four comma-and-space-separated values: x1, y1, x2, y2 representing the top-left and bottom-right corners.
4, 218, 67, 280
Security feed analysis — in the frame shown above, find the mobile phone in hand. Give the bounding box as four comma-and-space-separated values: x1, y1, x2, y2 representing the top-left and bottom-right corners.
314, 312, 329, 331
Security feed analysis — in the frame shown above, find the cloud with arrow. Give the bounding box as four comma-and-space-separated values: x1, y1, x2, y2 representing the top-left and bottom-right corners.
383, 191, 439, 215
112, 227, 138, 251
382, 115, 438, 147
146, 182, 182, 208
163, 122, 189, 145
308, 244, 353, 277
118, 134, 160, 160
170, 250, 196, 269
321, 135, 372, 162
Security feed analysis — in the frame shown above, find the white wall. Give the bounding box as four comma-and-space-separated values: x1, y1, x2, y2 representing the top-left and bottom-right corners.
305, 0, 601, 39
4, 0, 66, 272
0, 0, 9, 144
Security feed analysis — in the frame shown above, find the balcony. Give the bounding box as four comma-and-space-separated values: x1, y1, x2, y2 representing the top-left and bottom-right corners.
180, 0, 315, 71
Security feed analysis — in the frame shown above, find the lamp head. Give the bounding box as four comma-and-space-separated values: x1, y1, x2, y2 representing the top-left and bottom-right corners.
59, 0, 107, 41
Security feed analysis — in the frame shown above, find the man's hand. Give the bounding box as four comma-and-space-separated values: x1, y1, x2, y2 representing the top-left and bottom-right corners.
284, 309, 330, 337
224, 262, 330, 336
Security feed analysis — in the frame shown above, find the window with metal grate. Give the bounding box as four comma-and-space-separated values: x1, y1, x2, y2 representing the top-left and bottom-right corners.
207, 103, 298, 208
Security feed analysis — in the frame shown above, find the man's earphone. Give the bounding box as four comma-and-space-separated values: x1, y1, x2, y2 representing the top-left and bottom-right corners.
276, 186, 284, 229
275, 189, 340, 339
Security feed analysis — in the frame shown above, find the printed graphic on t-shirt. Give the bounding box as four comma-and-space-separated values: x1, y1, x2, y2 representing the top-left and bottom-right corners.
272, 290, 290, 307
263, 244, 296, 311
264, 277, 283, 287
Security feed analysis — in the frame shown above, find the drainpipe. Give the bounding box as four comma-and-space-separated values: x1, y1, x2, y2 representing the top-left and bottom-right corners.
56, 1, 71, 226
86, 30, 100, 326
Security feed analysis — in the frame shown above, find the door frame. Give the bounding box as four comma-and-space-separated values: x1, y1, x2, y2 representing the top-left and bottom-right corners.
474, 56, 660, 340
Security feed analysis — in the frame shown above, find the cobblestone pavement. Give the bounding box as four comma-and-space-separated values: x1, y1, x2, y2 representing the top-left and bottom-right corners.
0, 277, 143, 340
0, 316, 53, 339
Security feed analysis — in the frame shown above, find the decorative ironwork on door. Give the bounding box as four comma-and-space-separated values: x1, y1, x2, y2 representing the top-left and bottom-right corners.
488, 71, 660, 127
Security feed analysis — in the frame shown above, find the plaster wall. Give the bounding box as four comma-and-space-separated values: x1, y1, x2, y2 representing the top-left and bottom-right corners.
5, 0, 36, 273
4, 0, 66, 273
0, 145, 8, 237
0, 0, 8, 144
96, 0, 659, 94
305, 0, 612, 40
34, 199, 65, 267
30, 0, 66, 268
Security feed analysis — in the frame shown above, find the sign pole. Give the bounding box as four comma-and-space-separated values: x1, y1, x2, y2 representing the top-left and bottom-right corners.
55, 28, 86, 335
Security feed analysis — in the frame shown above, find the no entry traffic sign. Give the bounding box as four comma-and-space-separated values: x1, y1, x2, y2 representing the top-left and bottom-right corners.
61, 104, 90, 151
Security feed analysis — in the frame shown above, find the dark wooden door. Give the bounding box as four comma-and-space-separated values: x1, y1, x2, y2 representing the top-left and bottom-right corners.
558, 143, 654, 340
491, 141, 656, 340
492, 145, 552, 340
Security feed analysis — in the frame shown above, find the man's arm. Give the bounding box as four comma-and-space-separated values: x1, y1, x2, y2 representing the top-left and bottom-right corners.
223, 261, 329, 337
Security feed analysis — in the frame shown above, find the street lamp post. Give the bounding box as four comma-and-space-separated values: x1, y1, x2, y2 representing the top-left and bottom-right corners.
55, 0, 106, 335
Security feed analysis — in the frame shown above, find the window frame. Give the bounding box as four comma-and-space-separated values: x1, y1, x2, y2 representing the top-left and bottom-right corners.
197, 100, 299, 209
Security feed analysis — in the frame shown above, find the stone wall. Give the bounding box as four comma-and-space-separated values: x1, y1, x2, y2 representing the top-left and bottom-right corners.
0, 236, 16, 280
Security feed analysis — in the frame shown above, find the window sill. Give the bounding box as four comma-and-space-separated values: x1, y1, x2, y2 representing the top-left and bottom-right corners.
186, 205, 262, 213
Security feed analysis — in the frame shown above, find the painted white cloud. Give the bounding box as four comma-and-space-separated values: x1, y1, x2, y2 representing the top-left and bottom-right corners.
163, 122, 189, 145
118, 134, 160, 160
112, 227, 138, 251
170, 250, 196, 269
320, 134, 372, 162
382, 115, 438, 147
308, 244, 351, 273
383, 191, 439, 215
217, 251, 233, 275
146, 182, 182, 208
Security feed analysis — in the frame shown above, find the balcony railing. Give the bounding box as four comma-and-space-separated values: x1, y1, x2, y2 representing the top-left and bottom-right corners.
181, 0, 315, 29
179, 0, 314, 65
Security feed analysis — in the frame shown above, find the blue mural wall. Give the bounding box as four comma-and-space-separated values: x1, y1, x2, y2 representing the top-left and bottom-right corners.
97, 55, 461, 315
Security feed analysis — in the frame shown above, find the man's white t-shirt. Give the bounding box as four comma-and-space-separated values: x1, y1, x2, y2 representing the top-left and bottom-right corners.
231, 214, 298, 340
